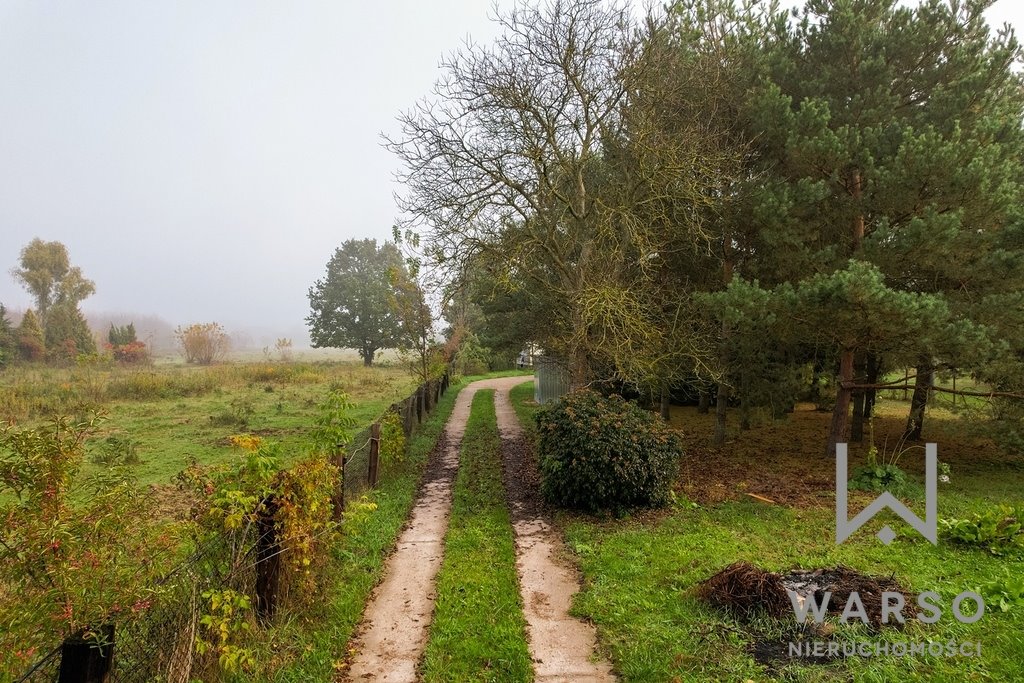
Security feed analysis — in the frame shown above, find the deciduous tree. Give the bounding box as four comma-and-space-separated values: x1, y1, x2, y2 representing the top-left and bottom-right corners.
306, 239, 406, 367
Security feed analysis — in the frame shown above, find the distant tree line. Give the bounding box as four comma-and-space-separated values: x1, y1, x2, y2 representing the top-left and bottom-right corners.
1, 239, 149, 366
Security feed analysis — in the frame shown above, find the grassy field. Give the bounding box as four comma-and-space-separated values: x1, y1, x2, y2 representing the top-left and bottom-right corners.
421, 389, 532, 682
0, 360, 418, 497
510, 382, 1024, 682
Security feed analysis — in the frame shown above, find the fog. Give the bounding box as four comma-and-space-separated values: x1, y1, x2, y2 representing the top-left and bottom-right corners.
0, 0, 1020, 348
0, 0, 506, 346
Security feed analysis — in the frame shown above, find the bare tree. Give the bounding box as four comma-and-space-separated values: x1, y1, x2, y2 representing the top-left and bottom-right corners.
389, 0, 743, 388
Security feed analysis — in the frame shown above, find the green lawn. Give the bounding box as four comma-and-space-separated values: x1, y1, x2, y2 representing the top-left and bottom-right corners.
421, 389, 533, 682
509, 382, 1024, 683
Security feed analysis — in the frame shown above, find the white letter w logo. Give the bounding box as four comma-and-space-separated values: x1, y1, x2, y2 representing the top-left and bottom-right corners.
835, 443, 937, 545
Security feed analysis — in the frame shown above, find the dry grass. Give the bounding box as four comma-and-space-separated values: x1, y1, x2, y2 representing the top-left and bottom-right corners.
672, 398, 1013, 508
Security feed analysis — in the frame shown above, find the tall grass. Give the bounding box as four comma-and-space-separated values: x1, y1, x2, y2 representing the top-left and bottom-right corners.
0, 361, 407, 423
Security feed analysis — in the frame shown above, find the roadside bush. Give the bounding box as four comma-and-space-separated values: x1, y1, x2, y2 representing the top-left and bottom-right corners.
0, 416, 175, 670
535, 390, 683, 511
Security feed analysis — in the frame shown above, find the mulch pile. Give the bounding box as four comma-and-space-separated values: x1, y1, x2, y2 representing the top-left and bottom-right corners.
698, 561, 914, 628
696, 561, 790, 619
781, 566, 913, 628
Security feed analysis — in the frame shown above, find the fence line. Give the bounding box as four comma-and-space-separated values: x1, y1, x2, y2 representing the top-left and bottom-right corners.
16, 370, 452, 683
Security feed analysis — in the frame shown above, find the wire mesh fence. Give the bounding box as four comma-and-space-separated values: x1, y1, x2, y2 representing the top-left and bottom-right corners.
15, 372, 450, 683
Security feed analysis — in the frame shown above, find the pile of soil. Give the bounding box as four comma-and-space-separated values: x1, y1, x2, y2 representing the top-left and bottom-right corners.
696, 561, 790, 618
699, 562, 914, 628
781, 566, 914, 629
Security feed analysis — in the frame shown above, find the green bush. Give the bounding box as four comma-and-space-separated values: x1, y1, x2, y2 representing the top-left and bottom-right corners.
534, 390, 682, 511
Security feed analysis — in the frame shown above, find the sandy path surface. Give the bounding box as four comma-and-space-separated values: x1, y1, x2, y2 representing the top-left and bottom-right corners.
493, 384, 617, 683
344, 376, 532, 682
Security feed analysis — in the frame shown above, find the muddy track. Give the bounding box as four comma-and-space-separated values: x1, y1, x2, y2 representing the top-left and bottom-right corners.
344, 377, 614, 682
493, 385, 616, 683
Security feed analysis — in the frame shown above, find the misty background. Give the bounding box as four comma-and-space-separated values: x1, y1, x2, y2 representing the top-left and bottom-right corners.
1, 0, 1020, 351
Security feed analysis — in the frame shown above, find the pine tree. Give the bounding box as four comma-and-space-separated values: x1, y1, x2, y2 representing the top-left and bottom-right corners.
17, 309, 46, 361
740, 0, 1024, 453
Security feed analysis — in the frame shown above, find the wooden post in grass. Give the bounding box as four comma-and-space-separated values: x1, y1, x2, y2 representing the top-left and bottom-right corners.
58, 625, 115, 683
255, 496, 281, 623
368, 421, 381, 487
417, 385, 425, 424
331, 447, 347, 522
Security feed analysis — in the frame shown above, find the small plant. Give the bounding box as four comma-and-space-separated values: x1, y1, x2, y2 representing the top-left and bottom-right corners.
195, 588, 255, 673
91, 434, 141, 466
940, 505, 1023, 556
379, 410, 406, 465
534, 390, 682, 511
311, 389, 357, 454
978, 570, 1024, 612
848, 419, 914, 493
209, 397, 255, 429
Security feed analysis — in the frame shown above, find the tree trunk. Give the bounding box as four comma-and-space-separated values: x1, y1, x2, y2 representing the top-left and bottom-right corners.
697, 389, 710, 414
811, 366, 819, 409
714, 228, 733, 446
850, 354, 866, 443
361, 348, 374, 367
850, 390, 865, 442
863, 353, 880, 418
827, 348, 854, 457
905, 361, 933, 440
714, 382, 729, 445
660, 385, 670, 422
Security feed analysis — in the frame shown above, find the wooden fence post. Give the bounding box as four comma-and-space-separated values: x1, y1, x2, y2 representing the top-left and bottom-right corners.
58, 625, 114, 683
368, 421, 381, 487
331, 446, 347, 523
255, 497, 281, 623
417, 385, 425, 424
403, 399, 413, 437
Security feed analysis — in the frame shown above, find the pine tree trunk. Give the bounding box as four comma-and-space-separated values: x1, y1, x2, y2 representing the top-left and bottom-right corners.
850, 354, 866, 443
827, 349, 854, 457
714, 229, 733, 446
714, 382, 728, 445
864, 353, 880, 419
905, 361, 933, 440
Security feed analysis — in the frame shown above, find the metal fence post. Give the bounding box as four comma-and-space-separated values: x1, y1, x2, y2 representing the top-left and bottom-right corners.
368, 421, 381, 487
57, 626, 114, 683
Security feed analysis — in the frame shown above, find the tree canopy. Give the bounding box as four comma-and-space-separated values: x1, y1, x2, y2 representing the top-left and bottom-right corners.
392, 0, 1024, 455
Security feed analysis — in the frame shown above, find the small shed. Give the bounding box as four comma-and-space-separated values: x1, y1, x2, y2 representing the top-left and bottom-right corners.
533, 356, 571, 405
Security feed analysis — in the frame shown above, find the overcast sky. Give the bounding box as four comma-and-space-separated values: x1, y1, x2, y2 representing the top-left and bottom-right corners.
1, 0, 1021, 342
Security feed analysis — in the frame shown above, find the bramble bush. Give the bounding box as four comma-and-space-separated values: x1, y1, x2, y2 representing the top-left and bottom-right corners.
535, 391, 683, 511
0, 415, 174, 673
